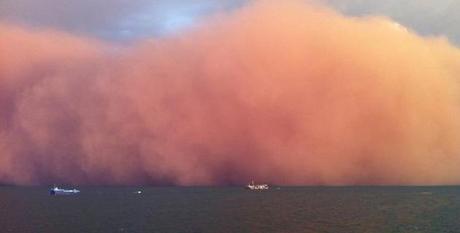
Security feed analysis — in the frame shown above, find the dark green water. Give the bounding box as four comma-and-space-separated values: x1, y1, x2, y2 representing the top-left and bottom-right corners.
0, 186, 459, 233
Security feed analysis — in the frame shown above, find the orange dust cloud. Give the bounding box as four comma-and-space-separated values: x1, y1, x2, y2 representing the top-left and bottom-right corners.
1, 0, 460, 185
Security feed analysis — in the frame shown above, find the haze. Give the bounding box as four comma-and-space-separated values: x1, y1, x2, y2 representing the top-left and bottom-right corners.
1, 0, 460, 185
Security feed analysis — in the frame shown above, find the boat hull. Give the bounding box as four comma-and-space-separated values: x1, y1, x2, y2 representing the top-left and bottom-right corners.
49, 188, 80, 195
246, 184, 269, 190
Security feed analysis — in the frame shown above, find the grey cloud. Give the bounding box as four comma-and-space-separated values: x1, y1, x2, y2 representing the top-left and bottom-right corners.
324, 0, 460, 44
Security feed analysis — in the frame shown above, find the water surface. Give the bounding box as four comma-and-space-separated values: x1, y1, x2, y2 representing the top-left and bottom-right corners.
0, 186, 459, 233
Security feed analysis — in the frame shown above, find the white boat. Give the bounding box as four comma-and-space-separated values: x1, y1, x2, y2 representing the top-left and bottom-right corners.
246, 181, 269, 190
49, 186, 80, 195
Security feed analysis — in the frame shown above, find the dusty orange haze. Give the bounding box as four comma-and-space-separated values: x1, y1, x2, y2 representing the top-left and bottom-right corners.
1, 0, 460, 185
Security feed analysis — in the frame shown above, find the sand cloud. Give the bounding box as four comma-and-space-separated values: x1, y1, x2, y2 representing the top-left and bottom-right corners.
1, 1, 460, 185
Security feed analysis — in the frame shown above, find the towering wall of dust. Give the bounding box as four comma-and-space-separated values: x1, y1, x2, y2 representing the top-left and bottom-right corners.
1, 1, 460, 185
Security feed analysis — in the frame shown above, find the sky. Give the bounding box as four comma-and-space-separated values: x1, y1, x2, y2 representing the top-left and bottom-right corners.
0, 0, 247, 40
1, 0, 460, 43
1, 1, 460, 185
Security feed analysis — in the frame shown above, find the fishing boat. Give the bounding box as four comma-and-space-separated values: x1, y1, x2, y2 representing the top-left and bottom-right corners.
246, 181, 269, 190
49, 186, 80, 195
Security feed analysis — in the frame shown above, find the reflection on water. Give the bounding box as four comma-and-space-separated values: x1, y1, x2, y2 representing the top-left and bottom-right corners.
0, 186, 459, 233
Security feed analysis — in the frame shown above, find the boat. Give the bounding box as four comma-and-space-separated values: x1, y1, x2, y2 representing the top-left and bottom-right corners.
49, 186, 80, 195
246, 181, 269, 190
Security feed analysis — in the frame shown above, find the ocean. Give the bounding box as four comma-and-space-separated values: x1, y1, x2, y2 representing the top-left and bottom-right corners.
0, 186, 459, 233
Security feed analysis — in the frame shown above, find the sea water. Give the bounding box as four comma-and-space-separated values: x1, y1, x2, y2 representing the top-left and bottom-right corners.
0, 186, 459, 233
